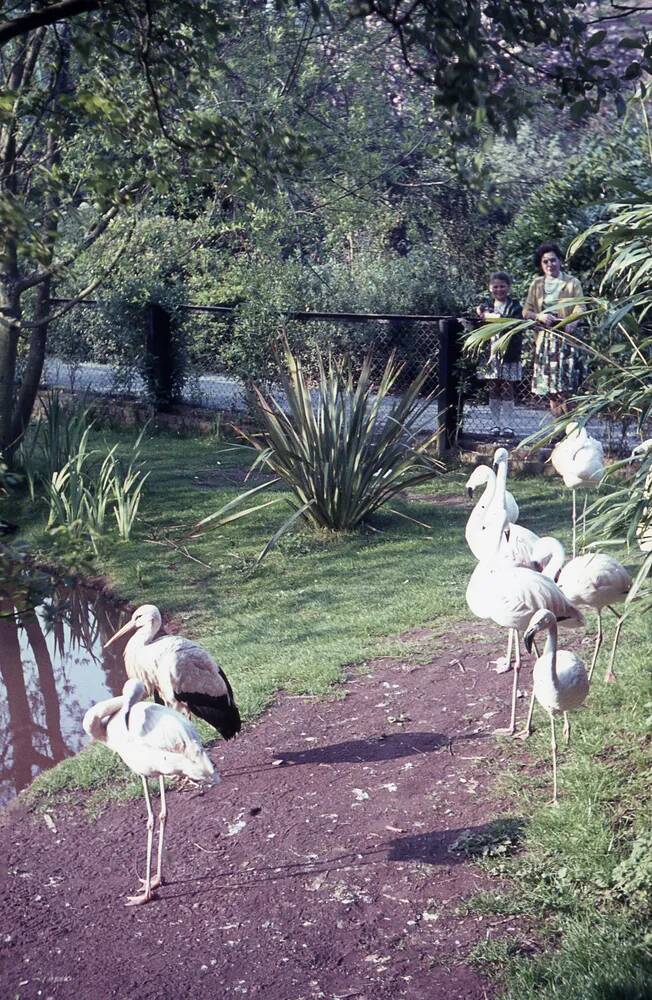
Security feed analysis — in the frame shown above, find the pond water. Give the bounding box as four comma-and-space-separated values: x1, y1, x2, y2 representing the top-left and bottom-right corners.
0, 586, 130, 807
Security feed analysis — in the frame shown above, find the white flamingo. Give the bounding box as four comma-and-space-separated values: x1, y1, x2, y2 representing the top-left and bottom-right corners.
105, 605, 241, 740
551, 423, 604, 557
523, 609, 589, 805
532, 536, 632, 683
466, 482, 584, 736
465, 462, 519, 559
83, 679, 217, 905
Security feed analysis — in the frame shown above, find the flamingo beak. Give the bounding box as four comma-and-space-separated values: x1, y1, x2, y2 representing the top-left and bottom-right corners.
492, 463, 499, 474
523, 627, 536, 655
466, 486, 474, 498
104, 619, 137, 649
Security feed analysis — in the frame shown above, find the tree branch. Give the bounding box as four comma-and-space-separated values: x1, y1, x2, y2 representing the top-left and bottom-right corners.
17, 183, 141, 292
0, 0, 107, 47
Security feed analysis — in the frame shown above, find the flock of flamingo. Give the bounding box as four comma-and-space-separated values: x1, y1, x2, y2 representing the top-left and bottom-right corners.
82, 424, 649, 905
464, 426, 649, 804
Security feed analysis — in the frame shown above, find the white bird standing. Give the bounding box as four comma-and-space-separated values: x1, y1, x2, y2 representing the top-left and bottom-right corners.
466, 474, 584, 735
488, 448, 540, 566
83, 679, 217, 905
532, 536, 632, 683
551, 423, 604, 557
465, 461, 519, 559
523, 609, 589, 805
105, 605, 241, 740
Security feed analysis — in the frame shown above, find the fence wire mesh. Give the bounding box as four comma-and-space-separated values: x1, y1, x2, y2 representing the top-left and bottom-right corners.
39, 301, 642, 453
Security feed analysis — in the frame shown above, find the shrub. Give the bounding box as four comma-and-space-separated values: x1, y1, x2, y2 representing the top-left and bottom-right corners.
191, 345, 443, 559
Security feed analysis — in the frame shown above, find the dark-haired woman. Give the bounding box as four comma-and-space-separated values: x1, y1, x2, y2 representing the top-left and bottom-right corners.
523, 243, 585, 417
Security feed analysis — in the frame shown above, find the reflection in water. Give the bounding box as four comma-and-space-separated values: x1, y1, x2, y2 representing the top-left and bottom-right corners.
0, 585, 129, 806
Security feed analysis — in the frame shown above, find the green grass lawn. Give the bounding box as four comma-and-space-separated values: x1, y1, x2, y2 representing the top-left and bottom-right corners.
11, 425, 652, 999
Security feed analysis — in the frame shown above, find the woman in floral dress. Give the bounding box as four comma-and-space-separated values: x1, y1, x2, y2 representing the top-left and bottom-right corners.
523, 243, 586, 417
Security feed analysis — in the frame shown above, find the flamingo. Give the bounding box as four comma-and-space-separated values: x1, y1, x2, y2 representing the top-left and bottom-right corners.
105, 605, 241, 740
523, 609, 589, 805
532, 536, 632, 683
465, 461, 519, 558
551, 423, 604, 557
83, 679, 217, 905
466, 451, 537, 565
466, 481, 584, 736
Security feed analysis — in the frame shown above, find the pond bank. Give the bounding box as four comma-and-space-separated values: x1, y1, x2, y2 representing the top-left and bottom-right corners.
0, 620, 527, 1000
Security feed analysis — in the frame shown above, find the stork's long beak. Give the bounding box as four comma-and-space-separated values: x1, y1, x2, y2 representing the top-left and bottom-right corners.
523, 627, 537, 655
104, 619, 137, 649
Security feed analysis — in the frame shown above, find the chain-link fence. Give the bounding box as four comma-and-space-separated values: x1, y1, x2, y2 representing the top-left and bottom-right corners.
454, 320, 641, 454
42, 302, 455, 445
40, 300, 642, 453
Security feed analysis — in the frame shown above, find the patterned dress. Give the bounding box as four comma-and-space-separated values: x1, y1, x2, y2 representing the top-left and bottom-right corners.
526, 273, 587, 397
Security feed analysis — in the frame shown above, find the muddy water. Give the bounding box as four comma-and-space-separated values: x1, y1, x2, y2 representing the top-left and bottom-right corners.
0, 587, 129, 807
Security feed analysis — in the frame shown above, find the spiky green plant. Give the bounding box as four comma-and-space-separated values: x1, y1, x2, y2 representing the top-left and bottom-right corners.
192, 346, 442, 557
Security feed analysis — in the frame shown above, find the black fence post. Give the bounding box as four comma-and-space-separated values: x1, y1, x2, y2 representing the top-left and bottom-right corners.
145, 302, 173, 410
437, 317, 462, 452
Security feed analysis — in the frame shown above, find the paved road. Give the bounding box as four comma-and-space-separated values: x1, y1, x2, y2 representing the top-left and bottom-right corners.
43, 357, 635, 450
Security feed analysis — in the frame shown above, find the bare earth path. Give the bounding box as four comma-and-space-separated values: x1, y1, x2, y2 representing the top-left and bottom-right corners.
0, 623, 532, 1000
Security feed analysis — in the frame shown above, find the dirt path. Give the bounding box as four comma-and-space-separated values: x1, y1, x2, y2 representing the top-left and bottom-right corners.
0, 623, 529, 1000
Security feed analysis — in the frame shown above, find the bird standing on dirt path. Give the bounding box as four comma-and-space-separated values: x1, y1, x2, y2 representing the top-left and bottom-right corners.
466, 471, 584, 736
533, 537, 632, 684
83, 679, 217, 905
465, 461, 519, 559
105, 604, 241, 740
523, 609, 589, 805
488, 448, 540, 567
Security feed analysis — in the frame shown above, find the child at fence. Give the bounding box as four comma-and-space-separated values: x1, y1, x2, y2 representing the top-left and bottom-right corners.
475, 271, 523, 438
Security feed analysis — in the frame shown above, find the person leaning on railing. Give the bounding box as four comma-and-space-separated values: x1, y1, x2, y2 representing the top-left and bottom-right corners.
475, 270, 523, 438
523, 242, 586, 418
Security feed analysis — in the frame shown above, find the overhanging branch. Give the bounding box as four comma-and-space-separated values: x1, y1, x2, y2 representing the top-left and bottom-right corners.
0, 0, 108, 47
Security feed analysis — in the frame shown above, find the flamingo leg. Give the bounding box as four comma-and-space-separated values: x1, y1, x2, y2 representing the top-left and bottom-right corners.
572, 490, 577, 559
562, 712, 571, 745
127, 777, 157, 906
588, 609, 603, 682
549, 713, 559, 806
155, 776, 167, 888
494, 631, 520, 736
138, 776, 168, 891
581, 495, 588, 553
494, 627, 514, 674
604, 605, 624, 683
514, 637, 539, 741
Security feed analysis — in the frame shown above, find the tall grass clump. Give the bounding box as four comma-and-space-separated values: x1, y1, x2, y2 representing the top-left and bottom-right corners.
16, 393, 149, 550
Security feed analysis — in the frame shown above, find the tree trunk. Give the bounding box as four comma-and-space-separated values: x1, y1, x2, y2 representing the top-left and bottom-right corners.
0, 279, 21, 457
9, 278, 52, 454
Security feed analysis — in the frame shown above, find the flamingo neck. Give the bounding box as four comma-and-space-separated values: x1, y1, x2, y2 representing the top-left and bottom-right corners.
85, 696, 123, 742
479, 472, 496, 509
543, 622, 560, 689
542, 538, 565, 580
